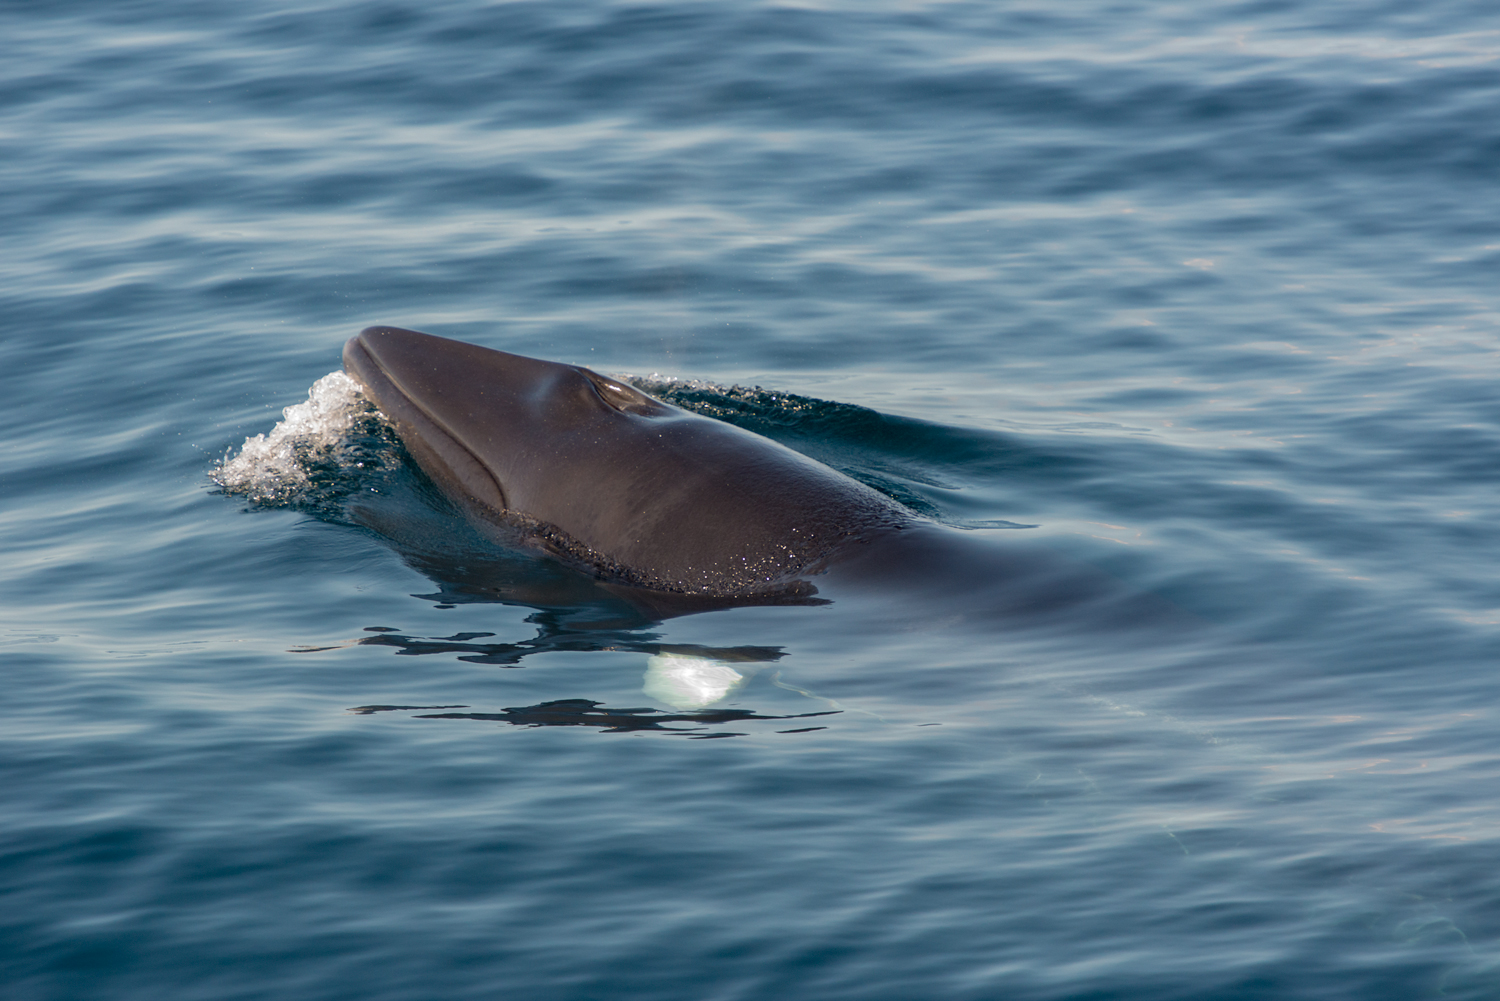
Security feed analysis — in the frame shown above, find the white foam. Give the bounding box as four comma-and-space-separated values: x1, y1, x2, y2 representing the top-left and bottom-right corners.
619, 373, 729, 395
213, 370, 375, 504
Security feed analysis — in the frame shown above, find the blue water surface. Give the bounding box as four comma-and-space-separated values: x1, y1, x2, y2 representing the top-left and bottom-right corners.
6, 1, 1500, 998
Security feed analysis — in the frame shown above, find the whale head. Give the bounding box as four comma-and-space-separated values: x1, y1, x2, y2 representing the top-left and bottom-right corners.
343, 326, 902, 595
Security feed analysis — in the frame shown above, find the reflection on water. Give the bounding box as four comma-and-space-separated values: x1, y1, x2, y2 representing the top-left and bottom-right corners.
308, 617, 798, 723
298, 625, 786, 670
350, 698, 836, 738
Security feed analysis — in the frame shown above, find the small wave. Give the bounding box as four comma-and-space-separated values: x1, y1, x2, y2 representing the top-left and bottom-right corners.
212, 371, 399, 511
626, 374, 1039, 524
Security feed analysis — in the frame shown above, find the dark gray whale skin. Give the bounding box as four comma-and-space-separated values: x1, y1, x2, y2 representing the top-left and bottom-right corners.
343, 326, 1187, 631
343, 326, 909, 598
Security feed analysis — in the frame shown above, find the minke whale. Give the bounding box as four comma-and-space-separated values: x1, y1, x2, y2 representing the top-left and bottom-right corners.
343, 326, 908, 599
343, 326, 1183, 629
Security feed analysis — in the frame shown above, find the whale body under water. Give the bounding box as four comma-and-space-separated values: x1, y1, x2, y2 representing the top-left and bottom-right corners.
342, 326, 1184, 631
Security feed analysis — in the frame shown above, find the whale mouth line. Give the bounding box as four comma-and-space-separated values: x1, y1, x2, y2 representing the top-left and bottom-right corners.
343, 332, 510, 514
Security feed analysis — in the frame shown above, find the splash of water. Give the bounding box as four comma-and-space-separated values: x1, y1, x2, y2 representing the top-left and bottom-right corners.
212, 371, 395, 509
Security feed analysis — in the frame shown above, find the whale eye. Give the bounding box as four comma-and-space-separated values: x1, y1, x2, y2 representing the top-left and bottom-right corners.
584, 372, 671, 417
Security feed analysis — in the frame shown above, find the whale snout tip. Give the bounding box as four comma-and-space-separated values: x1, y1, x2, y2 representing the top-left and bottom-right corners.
346, 326, 434, 376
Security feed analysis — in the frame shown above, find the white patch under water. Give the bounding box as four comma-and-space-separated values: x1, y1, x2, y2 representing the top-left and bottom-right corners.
642, 654, 747, 709
213, 370, 380, 505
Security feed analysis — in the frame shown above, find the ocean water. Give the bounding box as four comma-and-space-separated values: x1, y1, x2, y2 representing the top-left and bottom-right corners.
6, 1, 1500, 998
